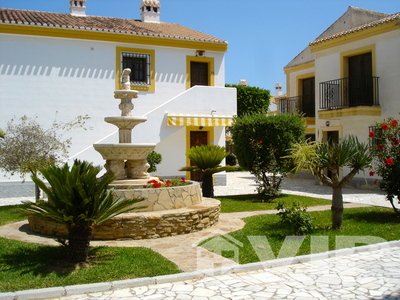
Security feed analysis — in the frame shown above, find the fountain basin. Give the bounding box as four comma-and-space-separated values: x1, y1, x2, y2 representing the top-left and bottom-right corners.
28, 197, 220, 240
94, 143, 155, 160
111, 180, 202, 212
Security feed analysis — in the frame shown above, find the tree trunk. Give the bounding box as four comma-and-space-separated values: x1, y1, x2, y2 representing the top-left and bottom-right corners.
331, 186, 344, 230
67, 223, 94, 263
34, 183, 41, 202
201, 173, 214, 198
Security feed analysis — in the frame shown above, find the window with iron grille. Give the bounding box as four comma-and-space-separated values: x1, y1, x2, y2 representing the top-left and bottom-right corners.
121, 52, 151, 86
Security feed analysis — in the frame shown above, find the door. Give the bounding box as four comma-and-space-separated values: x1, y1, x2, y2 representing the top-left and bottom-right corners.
302, 77, 315, 117
190, 131, 208, 181
190, 62, 209, 87
348, 52, 373, 106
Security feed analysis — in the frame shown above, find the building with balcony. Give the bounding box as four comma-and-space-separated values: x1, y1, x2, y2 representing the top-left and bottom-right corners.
0, 0, 236, 193
280, 6, 400, 185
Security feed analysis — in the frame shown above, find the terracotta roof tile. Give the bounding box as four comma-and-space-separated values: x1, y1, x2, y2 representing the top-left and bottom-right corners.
0, 8, 227, 44
310, 12, 400, 46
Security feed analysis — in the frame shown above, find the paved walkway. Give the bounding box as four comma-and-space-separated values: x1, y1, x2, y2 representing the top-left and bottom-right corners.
1, 172, 399, 299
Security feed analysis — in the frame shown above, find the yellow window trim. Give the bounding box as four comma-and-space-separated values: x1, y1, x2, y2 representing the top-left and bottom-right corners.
340, 45, 376, 78
185, 126, 214, 180
116, 47, 155, 92
284, 62, 315, 97
318, 106, 381, 119
310, 21, 399, 52
186, 56, 215, 89
0, 24, 228, 52
320, 126, 342, 143
296, 72, 315, 98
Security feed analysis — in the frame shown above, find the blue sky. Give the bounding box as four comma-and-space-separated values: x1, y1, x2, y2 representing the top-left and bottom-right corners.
1, 0, 399, 93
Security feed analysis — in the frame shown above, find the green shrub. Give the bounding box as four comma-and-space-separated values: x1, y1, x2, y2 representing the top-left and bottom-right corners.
147, 151, 162, 173
232, 113, 305, 200
276, 201, 316, 235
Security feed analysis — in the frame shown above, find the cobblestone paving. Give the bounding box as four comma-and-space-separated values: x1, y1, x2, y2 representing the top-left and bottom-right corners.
48, 244, 400, 300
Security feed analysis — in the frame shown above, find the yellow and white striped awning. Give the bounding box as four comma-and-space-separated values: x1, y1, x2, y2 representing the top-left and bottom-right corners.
167, 114, 233, 127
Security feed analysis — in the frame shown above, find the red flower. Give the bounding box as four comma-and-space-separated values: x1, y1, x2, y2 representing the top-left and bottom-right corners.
369, 171, 375, 176
153, 183, 162, 188
377, 144, 384, 151
385, 158, 394, 166
374, 180, 378, 185
391, 120, 399, 128
381, 123, 389, 130
369, 132, 375, 138
258, 140, 263, 143
393, 139, 399, 146
143, 185, 148, 188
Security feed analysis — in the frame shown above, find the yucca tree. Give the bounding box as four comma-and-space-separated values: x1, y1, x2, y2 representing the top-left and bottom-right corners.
287, 136, 373, 229
180, 145, 237, 197
24, 160, 144, 263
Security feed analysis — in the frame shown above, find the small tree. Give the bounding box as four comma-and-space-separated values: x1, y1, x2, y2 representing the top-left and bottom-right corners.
225, 84, 270, 117
369, 117, 400, 216
147, 151, 162, 173
0, 115, 88, 201
287, 136, 373, 229
179, 145, 236, 197
232, 113, 305, 201
24, 160, 144, 263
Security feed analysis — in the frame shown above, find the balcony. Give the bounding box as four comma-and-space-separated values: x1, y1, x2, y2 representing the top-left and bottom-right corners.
278, 95, 315, 117
319, 76, 379, 110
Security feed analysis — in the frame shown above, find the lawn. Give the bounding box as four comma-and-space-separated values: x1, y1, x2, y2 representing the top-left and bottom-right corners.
216, 193, 332, 213
201, 206, 400, 265
0, 204, 181, 292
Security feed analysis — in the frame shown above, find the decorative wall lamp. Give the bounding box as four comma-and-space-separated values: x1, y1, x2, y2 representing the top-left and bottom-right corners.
326, 121, 330, 127
196, 50, 205, 57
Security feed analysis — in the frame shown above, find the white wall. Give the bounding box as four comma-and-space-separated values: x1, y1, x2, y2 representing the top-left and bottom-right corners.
0, 33, 235, 183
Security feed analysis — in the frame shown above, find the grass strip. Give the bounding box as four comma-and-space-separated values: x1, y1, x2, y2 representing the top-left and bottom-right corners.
201, 206, 400, 264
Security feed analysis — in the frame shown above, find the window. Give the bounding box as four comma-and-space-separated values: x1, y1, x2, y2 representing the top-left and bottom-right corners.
121, 52, 151, 86
116, 47, 155, 92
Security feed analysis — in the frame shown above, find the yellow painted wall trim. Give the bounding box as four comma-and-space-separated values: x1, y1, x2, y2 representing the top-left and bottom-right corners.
0, 24, 228, 52
340, 45, 376, 78
318, 106, 381, 119
116, 47, 155, 92
284, 61, 315, 74
186, 56, 215, 89
306, 128, 315, 133
310, 22, 399, 52
304, 117, 316, 126
320, 126, 342, 142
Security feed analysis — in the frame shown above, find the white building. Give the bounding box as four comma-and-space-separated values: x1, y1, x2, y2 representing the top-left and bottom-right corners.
279, 6, 400, 186
0, 0, 236, 196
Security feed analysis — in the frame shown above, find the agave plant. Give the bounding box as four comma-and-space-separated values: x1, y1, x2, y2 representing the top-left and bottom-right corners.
287, 135, 373, 229
24, 160, 144, 263
180, 145, 237, 197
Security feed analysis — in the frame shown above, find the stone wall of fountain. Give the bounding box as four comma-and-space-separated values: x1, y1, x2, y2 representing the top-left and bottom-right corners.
28, 68, 220, 240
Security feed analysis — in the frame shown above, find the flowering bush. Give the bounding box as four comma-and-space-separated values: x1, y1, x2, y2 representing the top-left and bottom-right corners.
369, 117, 400, 216
142, 177, 189, 189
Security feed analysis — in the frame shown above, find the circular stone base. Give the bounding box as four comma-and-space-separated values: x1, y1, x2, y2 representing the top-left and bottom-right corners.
28, 198, 220, 240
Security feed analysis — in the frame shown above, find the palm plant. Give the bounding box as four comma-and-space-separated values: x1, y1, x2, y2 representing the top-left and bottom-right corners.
287, 136, 373, 229
24, 160, 144, 263
180, 145, 237, 197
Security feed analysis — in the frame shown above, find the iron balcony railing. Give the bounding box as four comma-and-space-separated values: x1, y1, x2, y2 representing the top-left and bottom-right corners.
278, 95, 315, 117
319, 76, 379, 110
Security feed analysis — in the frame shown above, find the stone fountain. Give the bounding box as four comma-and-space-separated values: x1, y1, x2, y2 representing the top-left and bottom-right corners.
93, 68, 155, 182
28, 69, 221, 240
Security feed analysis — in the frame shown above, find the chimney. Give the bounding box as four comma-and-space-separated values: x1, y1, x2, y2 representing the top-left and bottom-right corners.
275, 83, 283, 96
70, 0, 86, 17
140, 0, 161, 23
